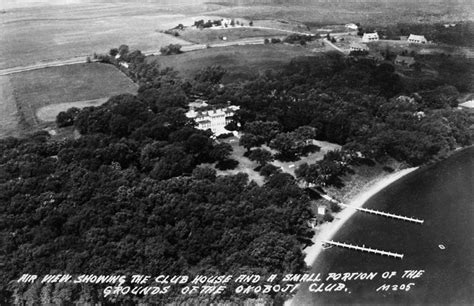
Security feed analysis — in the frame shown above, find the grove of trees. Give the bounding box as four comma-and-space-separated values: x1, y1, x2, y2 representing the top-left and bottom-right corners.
0, 58, 316, 305
1, 40, 472, 305
222, 53, 471, 167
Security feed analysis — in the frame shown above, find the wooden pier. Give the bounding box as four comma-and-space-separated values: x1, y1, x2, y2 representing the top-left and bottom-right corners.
319, 194, 424, 224
322, 240, 404, 259
338, 203, 424, 224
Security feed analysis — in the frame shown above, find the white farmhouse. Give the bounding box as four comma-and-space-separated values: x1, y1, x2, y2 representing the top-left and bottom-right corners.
350, 42, 369, 52
186, 104, 240, 136
361, 32, 379, 42
408, 34, 428, 44
345, 23, 358, 31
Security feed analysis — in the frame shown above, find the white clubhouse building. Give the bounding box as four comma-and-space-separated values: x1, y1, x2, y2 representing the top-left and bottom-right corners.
186, 102, 240, 136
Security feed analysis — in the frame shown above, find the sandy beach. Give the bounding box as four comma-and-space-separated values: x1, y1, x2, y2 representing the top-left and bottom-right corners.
285, 166, 418, 306
303, 167, 419, 266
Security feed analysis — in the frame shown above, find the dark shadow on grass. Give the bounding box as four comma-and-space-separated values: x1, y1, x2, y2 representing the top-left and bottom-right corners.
329, 178, 345, 189
346, 167, 356, 175
350, 157, 376, 166
275, 153, 299, 162
301, 144, 320, 156
305, 188, 323, 200
216, 159, 239, 170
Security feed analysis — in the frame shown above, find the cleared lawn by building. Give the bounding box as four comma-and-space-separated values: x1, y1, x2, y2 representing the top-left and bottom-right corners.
367, 40, 461, 56
150, 44, 316, 81
218, 137, 265, 185
9, 62, 137, 127
270, 140, 342, 177
207, 137, 342, 186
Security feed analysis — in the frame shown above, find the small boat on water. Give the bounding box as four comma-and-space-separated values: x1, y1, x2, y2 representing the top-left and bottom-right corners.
322, 243, 333, 250
438, 244, 445, 250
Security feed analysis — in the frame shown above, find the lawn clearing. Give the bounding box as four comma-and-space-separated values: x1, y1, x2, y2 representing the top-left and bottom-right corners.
270, 140, 342, 177
206, 137, 341, 186
149, 43, 316, 81
366, 40, 465, 58
217, 136, 265, 185
9, 62, 137, 127
36, 98, 109, 122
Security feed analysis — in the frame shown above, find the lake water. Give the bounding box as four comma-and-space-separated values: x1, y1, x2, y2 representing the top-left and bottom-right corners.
292, 147, 474, 305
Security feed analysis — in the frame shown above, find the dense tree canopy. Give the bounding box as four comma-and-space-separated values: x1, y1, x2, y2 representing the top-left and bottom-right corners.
1, 41, 472, 305
221, 54, 471, 166
0, 62, 317, 305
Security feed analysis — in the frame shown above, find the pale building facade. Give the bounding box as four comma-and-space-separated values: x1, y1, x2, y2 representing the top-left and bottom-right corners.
408, 34, 428, 44
345, 23, 358, 30
186, 104, 240, 136
350, 43, 369, 52
361, 32, 379, 42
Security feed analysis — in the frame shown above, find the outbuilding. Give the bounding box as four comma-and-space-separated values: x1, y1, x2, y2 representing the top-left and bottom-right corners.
395, 55, 416, 67
408, 34, 428, 44
350, 42, 369, 52
361, 32, 379, 42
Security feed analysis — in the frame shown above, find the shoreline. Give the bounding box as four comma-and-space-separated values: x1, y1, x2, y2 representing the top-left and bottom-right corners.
285, 166, 419, 306
303, 166, 419, 267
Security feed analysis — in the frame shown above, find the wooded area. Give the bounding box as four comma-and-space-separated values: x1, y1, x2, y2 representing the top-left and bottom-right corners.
1, 44, 472, 304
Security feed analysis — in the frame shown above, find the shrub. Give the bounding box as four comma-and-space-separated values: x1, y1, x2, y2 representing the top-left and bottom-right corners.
260, 164, 281, 177
216, 133, 234, 139
330, 202, 341, 213
160, 44, 182, 55
56, 107, 80, 128
323, 212, 334, 222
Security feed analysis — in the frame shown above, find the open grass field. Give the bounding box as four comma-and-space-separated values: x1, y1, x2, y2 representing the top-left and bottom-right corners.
0, 1, 221, 70
211, 1, 473, 27
178, 26, 288, 44
149, 43, 317, 81
36, 98, 109, 122
1, 0, 471, 71
2, 0, 470, 71
9, 62, 137, 128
